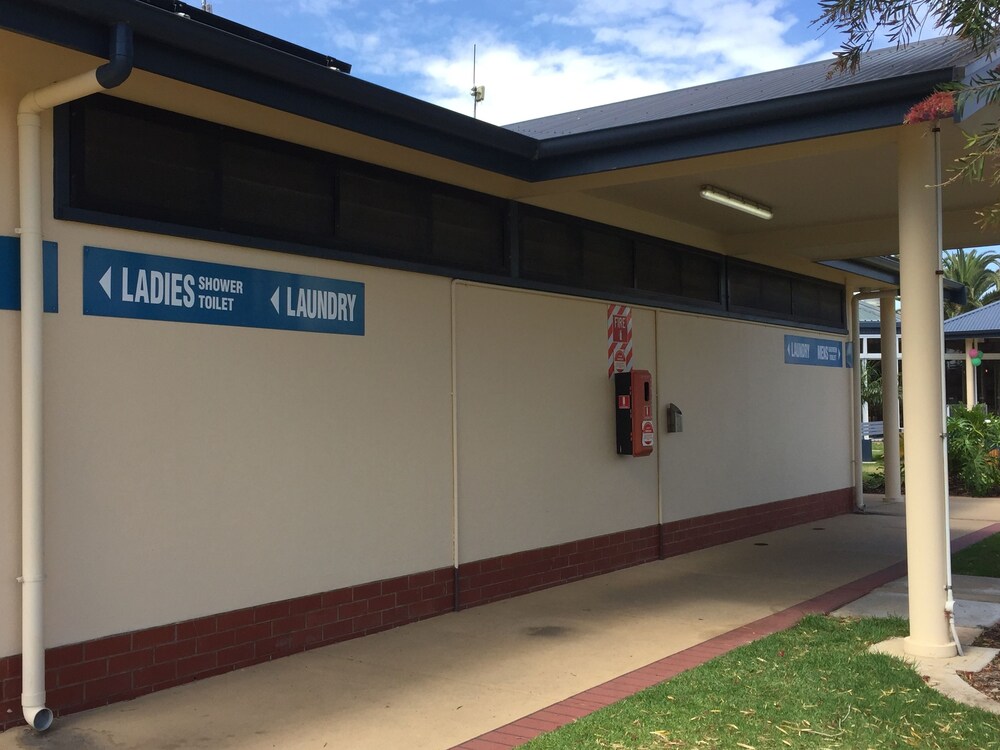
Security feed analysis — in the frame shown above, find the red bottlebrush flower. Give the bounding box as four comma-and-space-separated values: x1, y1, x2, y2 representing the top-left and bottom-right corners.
903, 91, 956, 124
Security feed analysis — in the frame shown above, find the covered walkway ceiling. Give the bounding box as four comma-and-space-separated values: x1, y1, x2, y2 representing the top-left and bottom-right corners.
505, 34, 1000, 271
518, 122, 1000, 268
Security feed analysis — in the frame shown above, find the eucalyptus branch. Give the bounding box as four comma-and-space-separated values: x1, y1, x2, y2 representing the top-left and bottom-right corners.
814, 1, 1000, 75
815, 2, 1000, 228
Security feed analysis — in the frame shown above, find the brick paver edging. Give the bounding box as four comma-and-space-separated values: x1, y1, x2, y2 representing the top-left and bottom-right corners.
449, 522, 1000, 750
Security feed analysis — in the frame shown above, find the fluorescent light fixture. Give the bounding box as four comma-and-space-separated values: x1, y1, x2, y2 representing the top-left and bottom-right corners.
699, 185, 773, 220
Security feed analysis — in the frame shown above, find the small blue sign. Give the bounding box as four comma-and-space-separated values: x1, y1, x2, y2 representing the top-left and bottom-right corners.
0, 236, 59, 312
83, 246, 364, 336
784, 334, 843, 367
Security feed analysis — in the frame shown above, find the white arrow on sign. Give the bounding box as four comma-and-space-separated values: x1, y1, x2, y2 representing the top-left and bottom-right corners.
270, 287, 281, 313
99, 267, 112, 299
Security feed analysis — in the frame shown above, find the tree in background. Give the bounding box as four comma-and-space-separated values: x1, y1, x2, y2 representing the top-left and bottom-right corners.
861, 359, 884, 419
942, 247, 1000, 316
814, 1, 1000, 226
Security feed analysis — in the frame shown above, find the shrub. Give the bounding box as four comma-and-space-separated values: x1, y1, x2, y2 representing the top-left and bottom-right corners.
947, 404, 1000, 495
862, 468, 885, 493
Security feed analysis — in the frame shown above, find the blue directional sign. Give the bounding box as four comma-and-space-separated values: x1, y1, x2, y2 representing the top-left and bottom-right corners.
0, 236, 59, 312
784, 334, 843, 367
83, 246, 364, 336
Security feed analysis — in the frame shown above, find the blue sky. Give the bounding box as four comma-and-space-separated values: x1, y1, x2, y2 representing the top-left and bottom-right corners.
206, 0, 902, 125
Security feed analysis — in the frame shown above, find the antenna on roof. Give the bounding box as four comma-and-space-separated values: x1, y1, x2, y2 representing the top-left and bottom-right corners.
201, 1, 213, 12
470, 44, 485, 119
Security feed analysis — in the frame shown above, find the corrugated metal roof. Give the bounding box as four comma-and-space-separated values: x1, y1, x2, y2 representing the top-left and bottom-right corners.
858, 299, 901, 335
507, 36, 978, 138
858, 299, 882, 323
944, 300, 1000, 337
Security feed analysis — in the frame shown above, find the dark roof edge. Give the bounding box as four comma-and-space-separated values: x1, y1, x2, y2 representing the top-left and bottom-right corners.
0, 0, 976, 182
2, 0, 539, 169
137, 0, 352, 73
534, 68, 960, 160
820, 257, 967, 306
819, 258, 900, 285
944, 327, 1000, 339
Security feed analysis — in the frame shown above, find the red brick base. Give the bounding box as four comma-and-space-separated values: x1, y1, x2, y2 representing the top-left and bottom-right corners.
0, 567, 455, 731
661, 488, 854, 558
457, 525, 661, 609
0, 487, 852, 731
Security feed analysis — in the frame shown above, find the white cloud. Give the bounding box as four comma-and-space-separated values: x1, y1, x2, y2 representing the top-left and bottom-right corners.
295, 0, 831, 125
294, 0, 358, 14
417, 1, 826, 124
415, 40, 676, 124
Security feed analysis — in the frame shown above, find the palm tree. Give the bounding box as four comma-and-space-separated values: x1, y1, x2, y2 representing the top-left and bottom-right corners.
942, 248, 1000, 317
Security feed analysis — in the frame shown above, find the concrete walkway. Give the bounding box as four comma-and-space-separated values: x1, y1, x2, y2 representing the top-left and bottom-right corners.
2, 496, 999, 750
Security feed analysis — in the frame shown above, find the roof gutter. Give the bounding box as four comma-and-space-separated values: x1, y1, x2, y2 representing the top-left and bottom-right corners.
0, 0, 538, 175
17, 20, 133, 733
820, 256, 967, 306
3, 0, 964, 183
529, 68, 961, 178
943, 328, 1000, 339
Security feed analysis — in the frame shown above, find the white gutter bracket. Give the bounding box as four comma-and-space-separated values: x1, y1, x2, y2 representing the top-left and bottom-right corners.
17, 22, 133, 732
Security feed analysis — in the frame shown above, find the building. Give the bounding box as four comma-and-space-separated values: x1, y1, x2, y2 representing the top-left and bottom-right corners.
858, 295, 998, 415
944, 300, 1000, 411
2, 0, 998, 731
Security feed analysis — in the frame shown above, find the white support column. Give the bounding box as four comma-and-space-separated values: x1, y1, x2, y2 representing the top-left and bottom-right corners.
881, 295, 902, 503
966, 338, 977, 409
898, 125, 957, 658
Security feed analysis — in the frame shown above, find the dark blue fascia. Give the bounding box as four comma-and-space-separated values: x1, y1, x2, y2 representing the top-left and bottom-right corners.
0, 0, 538, 178
821, 258, 966, 306
0, 0, 110, 54
137, 0, 351, 72
133, 37, 539, 178
0, 0, 962, 184
819, 259, 900, 286
859, 321, 897, 334
944, 328, 1000, 340
528, 71, 957, 180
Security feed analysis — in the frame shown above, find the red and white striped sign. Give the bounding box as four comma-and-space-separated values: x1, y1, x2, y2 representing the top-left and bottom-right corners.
607, 305, 632, 377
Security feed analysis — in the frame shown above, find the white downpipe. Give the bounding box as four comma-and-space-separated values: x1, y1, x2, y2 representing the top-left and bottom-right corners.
17, 98, 50, 735
932, 127, 963, 657
16, 24, 132, 731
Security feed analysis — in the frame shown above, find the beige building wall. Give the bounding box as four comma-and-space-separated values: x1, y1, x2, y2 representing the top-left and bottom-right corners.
1, 141, 457, 654
0, 48, 852, 659
657, 310, 852, 521
454, 284, 659, 562
0, 312, 19, 659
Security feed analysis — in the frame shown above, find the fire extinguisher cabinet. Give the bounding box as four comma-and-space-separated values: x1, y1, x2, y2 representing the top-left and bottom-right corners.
614, 370, 654, 457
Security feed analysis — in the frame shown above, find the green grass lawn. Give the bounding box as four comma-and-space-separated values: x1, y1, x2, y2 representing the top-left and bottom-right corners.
953, 532, 1000, 577
522, 616, 1000, 749
520, 504, 1000, 749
